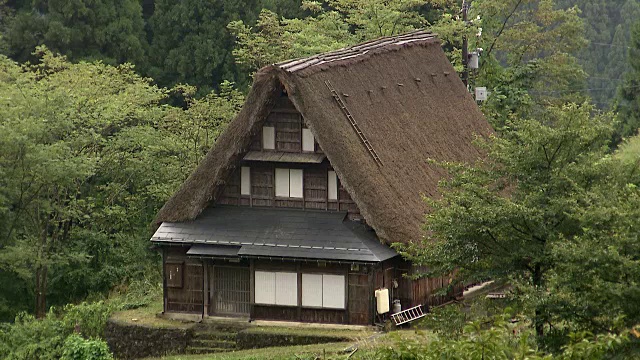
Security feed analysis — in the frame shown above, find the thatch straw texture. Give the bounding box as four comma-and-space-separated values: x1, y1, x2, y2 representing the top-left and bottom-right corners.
155, 30, 493, 245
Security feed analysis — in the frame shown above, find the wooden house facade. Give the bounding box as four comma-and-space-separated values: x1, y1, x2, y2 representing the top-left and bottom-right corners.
151, 30, 493, 325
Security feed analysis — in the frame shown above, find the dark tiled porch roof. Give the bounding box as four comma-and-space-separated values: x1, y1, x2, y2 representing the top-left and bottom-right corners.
152, 206, 397, 263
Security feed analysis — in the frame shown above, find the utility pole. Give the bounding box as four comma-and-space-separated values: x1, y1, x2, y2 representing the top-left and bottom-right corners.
461, 0, 470, 87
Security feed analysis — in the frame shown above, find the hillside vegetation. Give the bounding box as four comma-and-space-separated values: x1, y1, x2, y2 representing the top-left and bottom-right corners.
1, 0, 640, 359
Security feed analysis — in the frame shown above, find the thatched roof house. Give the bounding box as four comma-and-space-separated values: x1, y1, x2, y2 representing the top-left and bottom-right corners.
156, 30, 491, 245
152, 30, 492, 326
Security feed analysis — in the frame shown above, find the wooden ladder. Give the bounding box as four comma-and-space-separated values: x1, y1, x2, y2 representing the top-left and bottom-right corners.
325, 80, 383, 166
390, 305, 426, 326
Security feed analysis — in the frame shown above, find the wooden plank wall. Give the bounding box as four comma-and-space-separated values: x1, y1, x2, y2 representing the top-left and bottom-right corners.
348, 267, 371, 325
165, 247, 204, 314
372, 260, 462, 312
250, 95, 306, 152
408, 266, 464, 308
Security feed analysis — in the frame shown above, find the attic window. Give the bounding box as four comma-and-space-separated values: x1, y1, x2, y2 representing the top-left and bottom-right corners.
241, 167, 251, 195
275, 168, 303, 198
262, 126, 275, 150
328, 171, 338, 200
302, 128, 315, 152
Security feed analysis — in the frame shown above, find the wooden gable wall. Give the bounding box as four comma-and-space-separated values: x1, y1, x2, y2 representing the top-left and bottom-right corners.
215, 93, 362, 220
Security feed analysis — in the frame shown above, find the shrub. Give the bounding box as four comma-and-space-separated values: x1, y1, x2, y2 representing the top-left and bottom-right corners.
0, 312, 68, 360
376, 315, 634, 360
60, 334, 113, 360
62, 301, 115, 339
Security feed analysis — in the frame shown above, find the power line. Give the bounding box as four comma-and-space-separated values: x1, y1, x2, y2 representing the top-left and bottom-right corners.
531, 84, 640, 95
587, 76, 625, 81
590, 42, 632, 49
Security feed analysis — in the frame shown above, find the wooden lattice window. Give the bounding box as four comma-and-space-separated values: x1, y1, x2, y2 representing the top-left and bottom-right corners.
166, 261, 184, 288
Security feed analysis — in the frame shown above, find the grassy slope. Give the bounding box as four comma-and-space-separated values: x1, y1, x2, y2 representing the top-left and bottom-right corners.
146, 342, 354, 360
110, 300, 192, 329
145, 330, 430, 360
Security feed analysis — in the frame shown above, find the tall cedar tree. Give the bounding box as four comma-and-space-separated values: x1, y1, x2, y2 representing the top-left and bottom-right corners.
147, 0, 262, 93
1, 0, 148, 66
615, 20, 640, 142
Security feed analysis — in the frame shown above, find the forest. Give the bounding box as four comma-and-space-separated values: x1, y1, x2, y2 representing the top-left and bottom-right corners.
1, 0, 640, 359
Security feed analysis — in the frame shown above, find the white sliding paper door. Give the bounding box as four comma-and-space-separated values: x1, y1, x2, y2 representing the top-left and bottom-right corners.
254, 271, 276, 305
322, 274, 345, 309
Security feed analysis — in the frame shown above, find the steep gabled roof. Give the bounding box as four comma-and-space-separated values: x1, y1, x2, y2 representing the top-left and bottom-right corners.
155, 30, 493, 245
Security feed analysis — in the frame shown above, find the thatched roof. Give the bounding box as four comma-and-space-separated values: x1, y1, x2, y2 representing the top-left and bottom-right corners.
155, 30, 493, 245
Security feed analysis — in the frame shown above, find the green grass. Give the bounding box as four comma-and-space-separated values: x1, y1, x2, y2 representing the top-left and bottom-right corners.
145, 342, 353, 360
145, 330, 431, 360
110, 300, 192, 329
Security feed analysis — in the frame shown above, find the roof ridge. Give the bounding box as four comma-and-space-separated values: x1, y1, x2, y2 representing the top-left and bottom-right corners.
276, 30, 437, 73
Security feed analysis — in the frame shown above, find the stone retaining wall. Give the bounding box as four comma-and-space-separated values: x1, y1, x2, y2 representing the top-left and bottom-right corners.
104, 319, 192, 359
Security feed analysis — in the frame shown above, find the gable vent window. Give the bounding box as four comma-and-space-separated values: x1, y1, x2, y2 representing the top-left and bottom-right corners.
302, 128, 315, 152
275, 168, 303, 198
328, 170, 338, 200
262, 126, 275, 150
241, 167, 251, 195
301, 274, 345, 309
255, 271, 298, 306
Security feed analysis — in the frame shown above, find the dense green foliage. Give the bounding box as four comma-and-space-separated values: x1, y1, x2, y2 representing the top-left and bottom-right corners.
60, 334, 113, 360
0, 49, 242, 321
556, 0, 640, 108
615, 20, 640, 142
378, 313, 638, 359
399, 103, 640, 345
1, 0, 640, 358
1, 0, 148, 65
0, 280, 159, 360
146, 0, 261, 92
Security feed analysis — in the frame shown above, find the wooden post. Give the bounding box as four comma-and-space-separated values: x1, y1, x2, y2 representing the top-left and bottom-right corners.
296, 263, 302, 321
203, 261, 209, 316
249, 259, 255, 320
162, 248, 167, 313
345, 265, 350, 324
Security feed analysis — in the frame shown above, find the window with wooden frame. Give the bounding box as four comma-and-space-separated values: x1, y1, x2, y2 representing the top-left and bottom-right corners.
165, 261, 184, 288
301, 274, 345, 309
275, 168, 303, 198
254, 271, 298, 306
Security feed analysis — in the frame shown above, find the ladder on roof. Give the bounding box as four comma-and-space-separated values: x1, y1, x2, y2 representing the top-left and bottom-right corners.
324, 80, 383, 166
390, 304, 427, 326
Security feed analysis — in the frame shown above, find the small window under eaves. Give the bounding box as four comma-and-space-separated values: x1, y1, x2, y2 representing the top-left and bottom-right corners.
328, 170, 338, 200
241, 167, 251, 195
302, 128, 315, 152
262, 126, 275, 150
